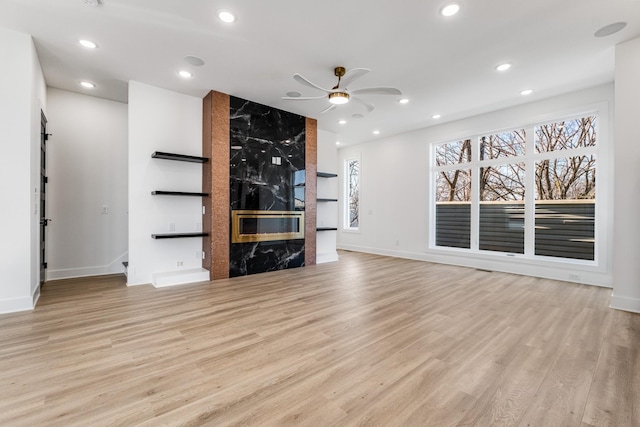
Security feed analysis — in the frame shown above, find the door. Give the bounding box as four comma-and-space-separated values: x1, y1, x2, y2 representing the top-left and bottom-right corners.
39, 111, 49, 285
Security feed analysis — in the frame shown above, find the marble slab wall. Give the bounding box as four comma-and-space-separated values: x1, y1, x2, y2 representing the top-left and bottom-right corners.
228, 96, 306, 277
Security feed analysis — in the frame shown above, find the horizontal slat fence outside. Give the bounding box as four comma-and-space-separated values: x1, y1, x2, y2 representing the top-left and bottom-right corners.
435, 204, 470, 248
436, 201, 594, 260
535, 201, 594, 260
479, 203, 524, 253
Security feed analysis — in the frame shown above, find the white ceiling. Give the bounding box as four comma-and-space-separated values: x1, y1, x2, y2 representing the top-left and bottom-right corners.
1, 0, 639, 145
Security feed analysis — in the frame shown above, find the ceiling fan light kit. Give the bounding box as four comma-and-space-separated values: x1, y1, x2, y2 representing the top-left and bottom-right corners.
283, 66, 401, 114
329, 92, 349, 104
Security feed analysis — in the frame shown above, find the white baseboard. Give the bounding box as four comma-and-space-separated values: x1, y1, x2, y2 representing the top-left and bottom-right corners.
0, 295, 35, 314
32, 285, 40, 308
316, 252, 339, 264
46, 252, 128, 280
610, 294, 640, 314
152, 268, 210, 288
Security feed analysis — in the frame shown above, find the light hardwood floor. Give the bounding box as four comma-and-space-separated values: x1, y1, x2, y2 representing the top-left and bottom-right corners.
1, 251, 638, 426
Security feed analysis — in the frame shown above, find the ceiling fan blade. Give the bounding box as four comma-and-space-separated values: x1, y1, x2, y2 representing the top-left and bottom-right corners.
351, 97, 375, 113
341, 68, 370, 88
320, 104, 337, 114
293, 73, 332, 93
281, 95, 328, 101
350, 87, 402, 96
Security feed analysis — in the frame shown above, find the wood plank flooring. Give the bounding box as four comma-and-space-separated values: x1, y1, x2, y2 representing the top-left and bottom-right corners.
0, 251, 638, 426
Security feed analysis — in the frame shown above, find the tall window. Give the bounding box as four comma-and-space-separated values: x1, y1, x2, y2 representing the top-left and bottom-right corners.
435, 140, 471, 248
479, 130, 526, 254
534, 117, 596, 260
345, 158, 360, 229
432, 114, 597, 262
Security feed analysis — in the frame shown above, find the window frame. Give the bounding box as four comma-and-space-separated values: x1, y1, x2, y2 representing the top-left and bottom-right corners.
428, 106, 607, 272
343, 156, 361, 231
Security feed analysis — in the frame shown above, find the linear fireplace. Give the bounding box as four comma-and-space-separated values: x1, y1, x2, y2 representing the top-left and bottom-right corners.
231, 210, 305, 243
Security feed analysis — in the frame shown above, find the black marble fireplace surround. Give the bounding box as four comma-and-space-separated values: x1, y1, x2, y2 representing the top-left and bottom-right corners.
229, 96, 306, 277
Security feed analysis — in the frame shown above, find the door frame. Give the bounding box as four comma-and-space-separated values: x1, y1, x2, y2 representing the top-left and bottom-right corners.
40, 110, 48, 285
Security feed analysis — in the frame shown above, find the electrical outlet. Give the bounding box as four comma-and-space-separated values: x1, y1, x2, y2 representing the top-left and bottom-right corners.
177, 261, 183, 267
169, 222, 175, 232
569, 274, 580, 280
101, 205, 109, 214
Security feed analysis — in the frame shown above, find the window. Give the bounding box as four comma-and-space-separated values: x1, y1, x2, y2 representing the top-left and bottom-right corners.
345, 158, 360, 229
534, 117, 596, 260
432, 115, 598, 262
435, 140, 471, 248
479, 130, 526, 254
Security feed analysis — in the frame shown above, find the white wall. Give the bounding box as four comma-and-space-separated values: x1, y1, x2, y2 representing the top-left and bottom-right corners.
0, 28, 46, 313
316, 129, 338, 263
45, 88, 128, 280
127, 81, 205, 286
611, 37, 640, 313
338, 84, 614, 288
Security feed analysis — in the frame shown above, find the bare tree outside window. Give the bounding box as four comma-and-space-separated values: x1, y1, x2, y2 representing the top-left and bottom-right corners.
535, 117, 596, 200
435, 139, 472, 166
480, 130, 526, 160
346, 159, 359, 228
479, 130, 526, 203
435, 139, 471, 202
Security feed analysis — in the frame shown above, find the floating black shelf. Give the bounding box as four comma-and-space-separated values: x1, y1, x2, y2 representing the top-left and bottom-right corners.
317, 172, 338, 178
317, 227, 338, 231
152, 232, 209, 239
152, 191, 209, 197
317, 198, 338, 202
152, 151, 209, 163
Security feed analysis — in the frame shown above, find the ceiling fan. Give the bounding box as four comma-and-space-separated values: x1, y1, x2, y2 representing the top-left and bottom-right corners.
282, 66, 402, 114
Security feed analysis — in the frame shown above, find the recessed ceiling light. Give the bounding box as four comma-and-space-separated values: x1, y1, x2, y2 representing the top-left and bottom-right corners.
218, 9, 236, 23
184, 55, 205, 66
78, 39, 97, 49
441, 4, 460, 17
178, 70, 193, 78
496, 63, 511, 72
352, 113, 364, 119
398, 98, 410, 104
594, 22, 627, 37
80, 81, 95, 88
83, 0, 100, 6
336, 141, 340, 145
338, 119, 347, 125
432, 114, 441, 119
520, 89, 533, 96
373, 130, 380, 135
286, 91, 301, 98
